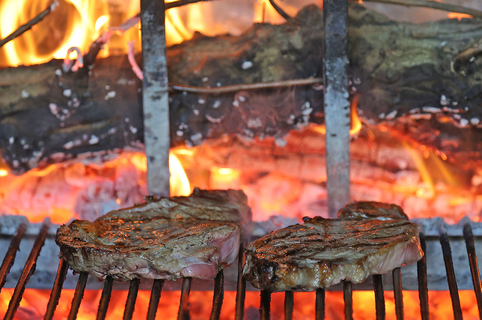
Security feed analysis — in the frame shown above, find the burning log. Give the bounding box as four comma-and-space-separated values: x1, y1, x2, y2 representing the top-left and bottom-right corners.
2, 4, 482, 173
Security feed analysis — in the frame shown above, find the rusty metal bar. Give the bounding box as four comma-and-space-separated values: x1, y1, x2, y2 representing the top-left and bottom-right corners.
96, 276, 113, 320
178, 277, 192, 320
44, 259, 69, 320
373, 275, 385, 320
147, 279, 164, 320
392, 267, 404, 320
141, 0, 170, 196
0, 221, 27, 292
210, 270, 224, 320
260, 290, 271, 320
344, 281, 353, 320
417, 233, 429, 320
440, 231, 463, 320
235, 243, 246, 320
323, 0, 351, 217
123, 278, 140, 320
463, 223, 482, 319
4, 219, 50, 320
316, 288, 325, 320
284, 291, 293, 320
67, 272, 89, 320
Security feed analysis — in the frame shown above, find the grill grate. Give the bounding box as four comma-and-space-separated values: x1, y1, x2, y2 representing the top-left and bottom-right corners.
1, 221, 482, 319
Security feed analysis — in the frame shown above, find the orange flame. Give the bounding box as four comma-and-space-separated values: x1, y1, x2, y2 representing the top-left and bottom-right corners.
312, 94, 363, 136
448, 12, 472, 20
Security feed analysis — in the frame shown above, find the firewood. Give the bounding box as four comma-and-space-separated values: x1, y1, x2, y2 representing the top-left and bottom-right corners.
1, 4, 482, 173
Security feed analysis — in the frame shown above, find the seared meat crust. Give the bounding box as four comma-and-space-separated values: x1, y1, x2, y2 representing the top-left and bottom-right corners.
56, 189, 249, 281
243, 213, 423, 292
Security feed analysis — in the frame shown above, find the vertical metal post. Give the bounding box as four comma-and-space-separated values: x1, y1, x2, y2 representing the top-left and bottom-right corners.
141, 0, 171, 196
323, 0, 351, 218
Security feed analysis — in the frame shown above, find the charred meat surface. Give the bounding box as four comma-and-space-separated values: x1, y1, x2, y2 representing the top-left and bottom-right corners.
243, 202, 423, 292
56, 188, 251, 281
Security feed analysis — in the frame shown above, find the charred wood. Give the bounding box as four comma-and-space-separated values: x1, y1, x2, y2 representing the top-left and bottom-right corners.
2, 4, 482, 173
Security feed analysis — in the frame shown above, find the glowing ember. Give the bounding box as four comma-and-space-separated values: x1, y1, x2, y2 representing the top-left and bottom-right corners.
0, 288, 480, 319
448, 12, 472, 20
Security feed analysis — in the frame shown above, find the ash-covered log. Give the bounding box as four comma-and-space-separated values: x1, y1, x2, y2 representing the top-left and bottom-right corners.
2, 3, 482, 173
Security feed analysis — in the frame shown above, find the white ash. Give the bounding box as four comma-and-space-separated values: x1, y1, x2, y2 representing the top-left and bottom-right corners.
21, 90, 29, 98
202, 77, 209, 82
129, 126, 138, 134
232, 100, 240, 107
105, 85, 110, 90
385, 110, 397, 120
247, 117, 262, 128
422, 106, 441, 113
55, 69, 62, 77
89, 135, 99, 145
206, 114, 225, 123
9, 137, 14, 144
193, 109, 200, 115
216, 82, 221, 87
378, 113, 385, 119
179, 123, 188, 130
353, 77, 362, 85
176, 130, 184, 137
108, 128, 116, 134
459, 118, 469, 127
275, 137, 287, 147
104, 91, 116, 100
241, 61, 253, 70
471, 118, 480, 125
63, 89, 72, 98
198, 99, 205, 104
213, 100, 221, 108
191, 132, 203, 142
238, 95, 246, 102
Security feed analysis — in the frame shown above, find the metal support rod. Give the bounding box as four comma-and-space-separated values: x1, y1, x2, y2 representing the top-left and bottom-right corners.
463, 223, 482, 319
44, 259, 69, 320
260, 290, 271, 320
141, 0, 170, 196
323, 0, 351, 217
0, 221, 27, 292
4, 219, 50, 320
67, 272, 89, 320
147, 279, 164, 320
417, 233, 429, 320
316, 288, 325, 320
178, 277, 192, 320
284, 291, 294, 320
96, 276, 114, 320
343, 281, 353, 320
392, 267, 404, 320
123, 278, 140, 320
210, 271, 224, 320
440, 232, 463, 320
373, 275, 386, 320
235, 243, 246, 320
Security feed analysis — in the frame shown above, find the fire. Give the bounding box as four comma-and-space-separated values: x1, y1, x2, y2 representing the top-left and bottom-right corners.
0, 288, 481, 319
312, 94, 363, 136
448, 12, 472, 20
0, 151, 190, 224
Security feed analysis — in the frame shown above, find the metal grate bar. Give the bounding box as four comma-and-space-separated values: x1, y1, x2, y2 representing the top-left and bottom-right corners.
417, 233, 429, 320
463, 223, 482, 319
260, 290, 271, 320
210, 270, 224, 320
373, 274, 385, 320
4, 218, 50, 320
96, 276, 113, 320
123, 278, 140, 320
178, 277, 192, 320
440, 231, 463, 320
316, 288, 325, 320
284, 291, 293, 320
392, 267, 404, 320
343, 281, 353, 320
147, 279, 164, 320
44, 259, 69, 320
67, 272, 89, 320
0, 221, 27, 292
235, 243, 246, 320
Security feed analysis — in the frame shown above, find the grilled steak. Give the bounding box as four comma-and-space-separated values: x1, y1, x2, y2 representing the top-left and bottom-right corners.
56, 188, 251, 281
243, 202, 423, 292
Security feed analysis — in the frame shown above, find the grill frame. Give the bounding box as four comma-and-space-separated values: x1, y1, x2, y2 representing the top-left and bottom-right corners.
0, 218, 482, 319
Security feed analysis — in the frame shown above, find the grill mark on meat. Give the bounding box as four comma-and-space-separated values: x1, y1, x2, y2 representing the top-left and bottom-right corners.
243, 202, 423, 292
57, 189, 251, 282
